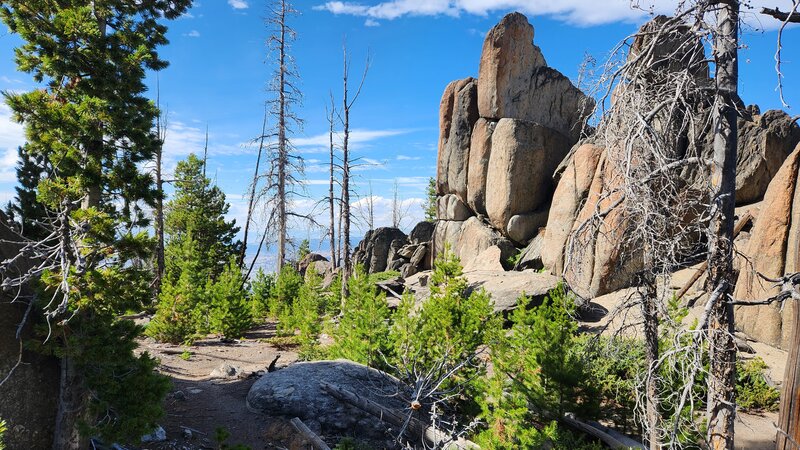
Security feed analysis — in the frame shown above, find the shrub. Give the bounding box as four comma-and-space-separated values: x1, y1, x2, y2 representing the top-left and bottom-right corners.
208, 259, 252, 340
390, 247, 499, 406
249, 269, 275, 320
477, 285, 599, 446
737, 357, 780, 411
267, 265, 303, 318
328, 265, 392, 366
276, 269, 326, 357
147, 234, 209, 344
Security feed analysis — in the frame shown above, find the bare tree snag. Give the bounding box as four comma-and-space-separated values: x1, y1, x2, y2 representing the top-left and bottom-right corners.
241, 104, 269, 268
706, 2, 739, 448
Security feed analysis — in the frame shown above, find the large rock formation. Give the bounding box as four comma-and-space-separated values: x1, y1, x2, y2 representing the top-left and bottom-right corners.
435, 12, 591, 255
437, 78, 479, 201
736, 109, 800, 205
477, 12, 590, 142
352, 227, 407, 273
734, 144, 800, 350
485, 118, 568, 236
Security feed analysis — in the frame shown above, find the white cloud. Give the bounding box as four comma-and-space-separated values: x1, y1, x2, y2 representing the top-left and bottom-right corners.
293, 128, 411, 148
314, 0, 788, 27
351, 194, 424, 232
228, 0, 249, 9
396, 154, 421, 160
0, 104, 24, 183
365, 18, 381, 26
185, 30, 201, 37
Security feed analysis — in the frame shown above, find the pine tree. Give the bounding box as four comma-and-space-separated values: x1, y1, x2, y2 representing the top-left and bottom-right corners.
423, 176, 437, 222
165, 153, 242, 283
0, 2, 191, 447
147, 233, 209, 344
207, 259, 251, 340
4, 145, 48, 239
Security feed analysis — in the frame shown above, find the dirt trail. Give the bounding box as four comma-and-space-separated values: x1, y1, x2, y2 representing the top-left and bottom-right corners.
134, 322, 299, 449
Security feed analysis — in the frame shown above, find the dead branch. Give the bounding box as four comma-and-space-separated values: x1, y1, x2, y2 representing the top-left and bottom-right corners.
290, 417, 331, 450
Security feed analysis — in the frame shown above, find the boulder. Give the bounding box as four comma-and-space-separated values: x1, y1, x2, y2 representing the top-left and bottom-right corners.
515, 228, 546, 271
507, 207, 549, 245
410, 243, 428, 270
438, 78, 479, 200
735, 109, 800, 205
563, 152, 642, 299
541, 143, 605, 275
408, 221, 435, 244
297, 253, 328, 277
734, 144, 800, 349
477, 13, 591, 142
398, 269, 559, 314
438, 194, 472, 221
434, 217, 516, 270
485, 118, 571, 234
464, 245, 506, 272
467, 118, 496, 215
352, 227, 408, 274
465, 270, 560, 313
247, 360, 410, 443
437, 78, 471, 195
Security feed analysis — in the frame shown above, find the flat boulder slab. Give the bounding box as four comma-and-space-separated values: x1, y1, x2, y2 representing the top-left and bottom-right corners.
399, 269, 559, 316
464, 270, 560, 313
247, 360, 410, 445
477, 12, 592, 143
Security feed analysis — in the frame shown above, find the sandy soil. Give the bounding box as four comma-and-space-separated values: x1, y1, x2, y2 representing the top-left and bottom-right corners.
133, 322, 300, 450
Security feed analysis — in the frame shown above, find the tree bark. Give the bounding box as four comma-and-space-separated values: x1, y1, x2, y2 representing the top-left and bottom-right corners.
778, 297, 800, 450
276, 0, 288, 269
706, 2, 739, 448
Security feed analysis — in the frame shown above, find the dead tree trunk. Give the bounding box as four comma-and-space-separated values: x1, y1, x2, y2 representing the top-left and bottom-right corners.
241, 104, 268, 268
706, 2, 739, 448
341, 45, 352, 284
154, 92, 166, 294
328, 97, 337, 268
778, 298, 800, 450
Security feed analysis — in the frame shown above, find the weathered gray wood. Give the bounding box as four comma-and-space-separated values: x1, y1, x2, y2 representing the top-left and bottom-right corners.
319, 381, 452, 447
290, 417, 331, 450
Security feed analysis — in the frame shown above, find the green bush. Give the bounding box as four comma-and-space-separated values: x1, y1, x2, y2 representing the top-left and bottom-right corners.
328, 265, 392, 366
267, 265, 303, 318
147, 234, 209, 344
208, 259, 252, 340
477, 285, 599, 447
737, 357, 780, 411
249, 269, 275, 320
391, 247, 499, 409
276, 269, 327, 358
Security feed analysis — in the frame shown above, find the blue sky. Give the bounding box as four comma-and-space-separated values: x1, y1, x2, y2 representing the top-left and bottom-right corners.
0, 0, 798, 265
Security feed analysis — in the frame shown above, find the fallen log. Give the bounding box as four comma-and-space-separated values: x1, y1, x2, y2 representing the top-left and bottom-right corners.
290, 417, 331, 450
319, 381, 471, 448
563, 414, 643, 449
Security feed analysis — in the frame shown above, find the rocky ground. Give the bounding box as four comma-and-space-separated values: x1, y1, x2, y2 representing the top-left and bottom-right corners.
132, 322, 300, 450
